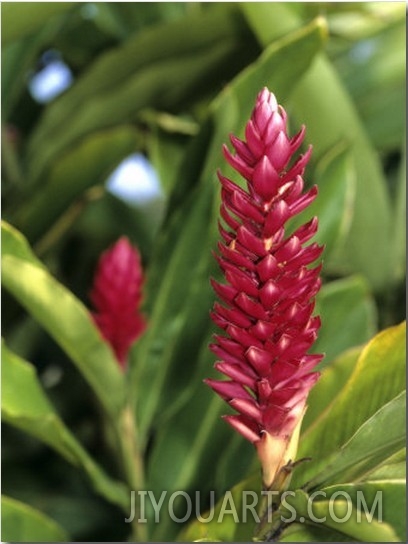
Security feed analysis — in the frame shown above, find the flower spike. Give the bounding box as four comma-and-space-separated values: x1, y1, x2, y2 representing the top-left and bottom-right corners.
207, 88, 324, 490
90, 237, 146, 369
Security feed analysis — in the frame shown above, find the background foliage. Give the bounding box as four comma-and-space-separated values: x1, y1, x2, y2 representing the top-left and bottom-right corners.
2, 2, 406, 542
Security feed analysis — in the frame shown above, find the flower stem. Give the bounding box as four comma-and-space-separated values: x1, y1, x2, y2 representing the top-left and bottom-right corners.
118, 403, 148, 542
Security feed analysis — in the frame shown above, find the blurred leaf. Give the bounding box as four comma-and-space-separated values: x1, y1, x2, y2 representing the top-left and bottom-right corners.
15, 125, 141, 244
335, 18, 406, 151
1, 221, 125, 420
1, 2, 74, 44
293, 322, 406, 487
327, 3, 405, 41
1, 341, 128, 510
241, 3, 393, 291
1, 495, 69, 542
1, 217, 43, 265
93, 2, 189, 40
303, 346, 361, 431
134, 181, 214, 444
2, 340, 75, 463
2, 34, 48, 117
215, 432, 256, 496
321, 479, 406, 541
391, 139, 406, 284
146, 111, 199, 195
289, 143, 355, 265
366, 454, 406, 480
26, 6, 260, 185
279, 522, 354, 541
74, 191, 159, 263
314, 276, 377, 366
308, 391, 405, 488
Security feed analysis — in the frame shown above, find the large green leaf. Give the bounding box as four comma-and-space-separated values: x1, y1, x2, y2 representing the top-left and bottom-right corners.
241, 3, 393, 291
391, 139, 406, 285
1, 495, 69, 542
313, 275, 377, 366
1, 343, 128, 510
306, 144, 355, 264
2, 31, 53, 117
147, 111, 199, 196
1, 221, 125, 420
321, 479, 406, 541
303, 346, 361, 431
279, 522, 354, 541
134, 181, 215, 444
293, 322, 406, 487
286, 144, 355, 266
335, 17, 406, 151
308, 391, 406, 488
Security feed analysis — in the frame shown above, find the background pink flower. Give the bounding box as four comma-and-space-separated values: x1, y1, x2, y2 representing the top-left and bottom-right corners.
90, 237, 146, 368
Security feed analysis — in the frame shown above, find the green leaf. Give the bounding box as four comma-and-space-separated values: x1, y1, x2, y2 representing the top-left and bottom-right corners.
391, 138, 406, 284
1, 342, 129, 510
335, 17, 406, 151
1, 495, 69, 542
308, 391, 406, 487
314, 275, 377, 366
1, 217, 43, 266
366, 454, 406, 481
303, 346, 361, 431
288, 60, 392, 292
1, 2, 74, 44
2, 340, 74, 462
2, 34, 48, 117
134, 181, 215, 444
279, 522, 353, 541
321, 480, 406, 541
293, 322, 406, 487
147, 112, 199, 196
307, 144, 354, 264
1, 221, 125, 420
287, 143, 355, 265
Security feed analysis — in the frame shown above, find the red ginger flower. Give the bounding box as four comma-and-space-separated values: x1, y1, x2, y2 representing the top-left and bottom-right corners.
90, 237, 146, 369
205, 88, 323, 490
